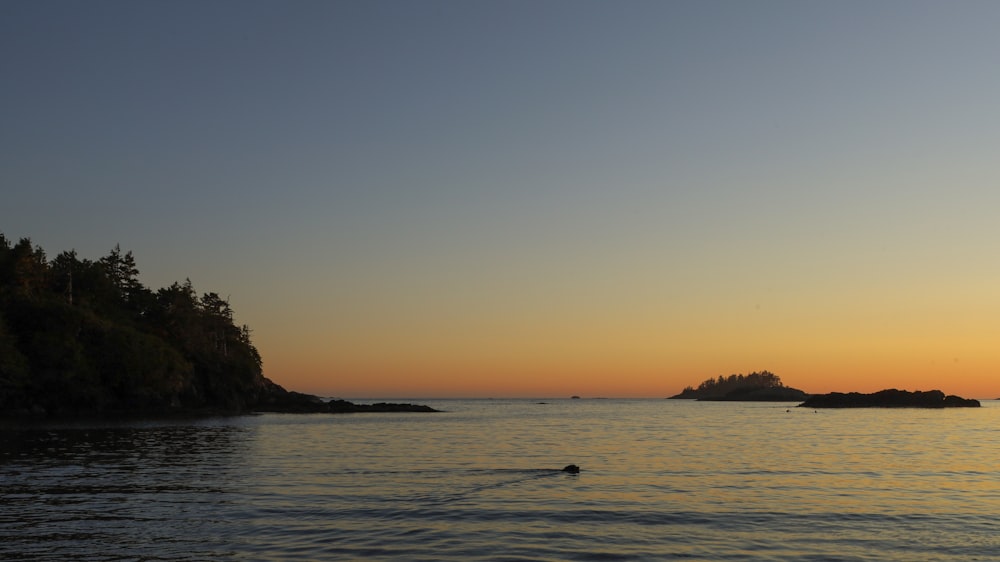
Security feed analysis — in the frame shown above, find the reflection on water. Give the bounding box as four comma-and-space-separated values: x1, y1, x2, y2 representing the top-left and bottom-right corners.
2, 401, 1000, 561
0, 418, 253, 561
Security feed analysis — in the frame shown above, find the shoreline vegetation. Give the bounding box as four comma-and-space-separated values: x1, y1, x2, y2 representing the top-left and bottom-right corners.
0, 235, 436, 418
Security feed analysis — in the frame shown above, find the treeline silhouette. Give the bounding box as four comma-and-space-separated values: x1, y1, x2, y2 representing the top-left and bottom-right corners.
689, 371, 784, 394
0, 234, 268, 415
670, 370, 807, 401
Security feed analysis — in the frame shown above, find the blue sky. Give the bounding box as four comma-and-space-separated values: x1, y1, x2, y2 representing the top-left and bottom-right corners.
4, 1, 1000, 396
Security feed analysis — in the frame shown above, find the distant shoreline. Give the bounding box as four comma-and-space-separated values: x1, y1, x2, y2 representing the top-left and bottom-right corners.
800, 389, 980, 408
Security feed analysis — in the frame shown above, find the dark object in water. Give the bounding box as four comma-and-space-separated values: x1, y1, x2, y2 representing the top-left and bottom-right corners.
799, 389, 980, 408
562, 464, 580, 474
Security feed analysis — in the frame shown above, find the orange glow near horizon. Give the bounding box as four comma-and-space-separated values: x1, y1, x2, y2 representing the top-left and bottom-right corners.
261, 333, 1000, 400
253, 272, 1000, 401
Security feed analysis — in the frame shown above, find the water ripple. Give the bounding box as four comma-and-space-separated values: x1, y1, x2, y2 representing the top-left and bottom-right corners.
3, 401, 1000, 561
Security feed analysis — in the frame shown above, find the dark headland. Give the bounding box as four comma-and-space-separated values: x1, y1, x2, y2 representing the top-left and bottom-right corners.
0, 235, 436, 418
799, 389, 980, 408
669, 371, 809, 401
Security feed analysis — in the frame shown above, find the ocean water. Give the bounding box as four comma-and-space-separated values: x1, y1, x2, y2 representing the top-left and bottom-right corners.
2, 399, 999, 561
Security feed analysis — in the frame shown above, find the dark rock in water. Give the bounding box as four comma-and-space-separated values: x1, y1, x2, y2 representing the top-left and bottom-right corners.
799, 389, 980, 409
252, 378, 329, 413
562, 464, 580, 474
670, 385, 810, 402
701, 386, 810, 402
252, 380, 438, 414
326, 399, 438, 413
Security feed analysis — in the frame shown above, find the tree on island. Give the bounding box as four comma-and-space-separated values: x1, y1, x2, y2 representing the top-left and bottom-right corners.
669, 370, 809, 401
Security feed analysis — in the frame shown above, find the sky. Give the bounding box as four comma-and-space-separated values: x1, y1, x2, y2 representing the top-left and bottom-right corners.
4, 0, 1000, 399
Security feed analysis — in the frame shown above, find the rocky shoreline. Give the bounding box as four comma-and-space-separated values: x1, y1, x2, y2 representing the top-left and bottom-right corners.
799, 389, 980, 408
250, 379, 439, 414
2, 377, 439, 418
689, 386, 810, 402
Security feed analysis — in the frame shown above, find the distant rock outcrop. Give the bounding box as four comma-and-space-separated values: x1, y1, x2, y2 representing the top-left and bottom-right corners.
669, 371, 809, 402
251, 378, 328, 413
325, 399, 438, 413
704, 386, 810, 402
799, 389, 980, 408
252, 379, 438, 413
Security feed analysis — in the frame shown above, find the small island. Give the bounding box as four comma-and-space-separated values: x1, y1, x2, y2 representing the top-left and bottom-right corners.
0, 235, 436, 417
669, 371, 809, 401
799, 389, 980, 408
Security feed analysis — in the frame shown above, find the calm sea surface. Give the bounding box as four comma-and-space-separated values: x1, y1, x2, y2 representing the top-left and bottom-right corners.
2, 399, 999, 561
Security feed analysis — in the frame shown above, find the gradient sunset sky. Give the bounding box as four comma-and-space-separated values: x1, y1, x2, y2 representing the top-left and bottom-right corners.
4, 1, 1000, 398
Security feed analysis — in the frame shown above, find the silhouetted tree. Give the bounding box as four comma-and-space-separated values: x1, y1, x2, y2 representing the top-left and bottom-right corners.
0, 233, 269, 415
11, 238, 47, 299
0, 234, 15, 288
99, 244, 141, 303
690, 371, 785, 396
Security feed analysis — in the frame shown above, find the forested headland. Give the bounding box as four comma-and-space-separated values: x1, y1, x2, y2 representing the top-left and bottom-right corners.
669, 371, 810, 401
0, 234, 433, 417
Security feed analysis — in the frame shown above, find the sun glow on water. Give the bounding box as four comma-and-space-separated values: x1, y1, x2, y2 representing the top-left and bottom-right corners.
4, 400, 999, 560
